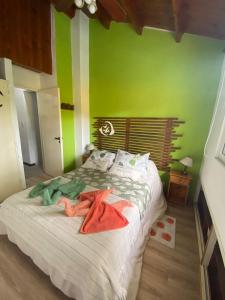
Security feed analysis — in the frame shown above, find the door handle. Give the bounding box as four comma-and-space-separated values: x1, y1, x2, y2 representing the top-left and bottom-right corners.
54, 137, 61, 144
0, 91, 3, 96
0, 104, 2, 108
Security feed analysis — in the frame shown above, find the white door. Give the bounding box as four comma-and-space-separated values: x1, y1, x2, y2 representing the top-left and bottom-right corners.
0, 80, 23, 201
37, 88, 64, 177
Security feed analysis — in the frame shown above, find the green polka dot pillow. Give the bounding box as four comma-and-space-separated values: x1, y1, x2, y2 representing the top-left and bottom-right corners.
82, 149, 116, 172
109, 149, 150, 181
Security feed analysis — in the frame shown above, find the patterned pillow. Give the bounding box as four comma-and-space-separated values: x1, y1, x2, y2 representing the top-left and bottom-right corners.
82, 150, 116, 172
109, 150, 150, 181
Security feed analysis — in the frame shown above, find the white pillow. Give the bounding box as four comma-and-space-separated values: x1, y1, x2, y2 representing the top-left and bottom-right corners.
82, 149, 116, 172
109, 150, 150, 181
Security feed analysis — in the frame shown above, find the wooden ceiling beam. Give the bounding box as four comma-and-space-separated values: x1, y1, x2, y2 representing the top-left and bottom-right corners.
96, 2, 112, 30
80, 1, 112, 29
98, 0, 127, 22
172, 0, 190, 42
172, 0, 184, 43
123, 0, 143, 35
65, 3, 76, 18
51, 0, 225, 40
51, 0, 76, 18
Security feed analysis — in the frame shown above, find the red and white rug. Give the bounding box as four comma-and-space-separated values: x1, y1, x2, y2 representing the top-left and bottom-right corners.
149, 215, 176, 249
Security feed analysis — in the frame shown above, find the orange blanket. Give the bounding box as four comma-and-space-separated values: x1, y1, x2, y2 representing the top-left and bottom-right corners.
58, 189, 132, 234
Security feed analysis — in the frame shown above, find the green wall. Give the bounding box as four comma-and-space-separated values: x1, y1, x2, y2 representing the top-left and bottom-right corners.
90, 20, 224, 196
55, 11, 75, 172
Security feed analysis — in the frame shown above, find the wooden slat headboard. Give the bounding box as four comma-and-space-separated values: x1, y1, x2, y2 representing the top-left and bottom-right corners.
93, 117, 185, 171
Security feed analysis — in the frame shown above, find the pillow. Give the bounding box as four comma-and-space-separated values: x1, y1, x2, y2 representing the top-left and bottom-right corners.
82, 149, 116, 172
109, 150, 150, 181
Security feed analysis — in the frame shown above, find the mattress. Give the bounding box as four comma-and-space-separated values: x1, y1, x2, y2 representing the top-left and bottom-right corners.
0, 162, 166, 300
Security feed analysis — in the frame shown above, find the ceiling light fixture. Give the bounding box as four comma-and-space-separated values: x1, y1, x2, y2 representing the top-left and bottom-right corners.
74, 0, 97, 14
75, 0, 84, 8
84, 0, 92, 4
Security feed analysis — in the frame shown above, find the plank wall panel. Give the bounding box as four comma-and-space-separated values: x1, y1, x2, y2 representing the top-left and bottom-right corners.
0, 0, 52, 74
93, 117, 184, 171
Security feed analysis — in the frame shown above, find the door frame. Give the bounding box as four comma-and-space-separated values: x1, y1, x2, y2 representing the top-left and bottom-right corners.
1, 58, 63, 188
15, 86, 64, 180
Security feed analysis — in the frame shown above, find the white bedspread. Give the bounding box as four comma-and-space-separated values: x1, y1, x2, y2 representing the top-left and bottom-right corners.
0, 165, 166, 300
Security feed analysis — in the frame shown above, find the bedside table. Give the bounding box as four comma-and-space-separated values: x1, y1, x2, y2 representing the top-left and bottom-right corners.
167, 170, 192, 205
82, 153, 90, 164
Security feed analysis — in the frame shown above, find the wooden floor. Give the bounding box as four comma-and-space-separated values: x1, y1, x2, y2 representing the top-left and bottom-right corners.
0, 198, 200, 300
137, 205, 200, 300
24, 165, 52, 188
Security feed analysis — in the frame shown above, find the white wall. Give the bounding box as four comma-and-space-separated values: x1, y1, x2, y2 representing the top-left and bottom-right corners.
71, 11, 90, 166
0, 58, 26, 189
200, 56, 225, 263
0, 79, 25, 201
13, 65, 40, 91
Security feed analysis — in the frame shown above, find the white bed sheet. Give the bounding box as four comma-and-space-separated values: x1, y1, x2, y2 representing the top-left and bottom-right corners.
0, 164, 166, 300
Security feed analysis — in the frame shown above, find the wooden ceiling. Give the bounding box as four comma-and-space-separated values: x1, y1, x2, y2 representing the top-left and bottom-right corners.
0, 0, 52, 73
52, 0, 225, 41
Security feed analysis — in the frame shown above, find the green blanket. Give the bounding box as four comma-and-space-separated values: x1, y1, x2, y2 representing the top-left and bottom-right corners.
29, 178, 86, 206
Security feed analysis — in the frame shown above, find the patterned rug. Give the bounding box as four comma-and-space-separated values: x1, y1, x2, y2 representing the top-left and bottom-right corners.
149, 215, 176, 248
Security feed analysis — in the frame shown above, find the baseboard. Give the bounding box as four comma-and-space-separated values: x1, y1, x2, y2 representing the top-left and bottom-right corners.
194, 205, 210, 300
23, 162, 36, 167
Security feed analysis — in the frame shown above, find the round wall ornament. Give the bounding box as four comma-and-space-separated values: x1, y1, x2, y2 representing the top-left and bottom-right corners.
99, 121, 115, 136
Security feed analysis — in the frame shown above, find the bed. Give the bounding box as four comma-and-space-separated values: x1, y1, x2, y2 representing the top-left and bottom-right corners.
0, 117, 184, 300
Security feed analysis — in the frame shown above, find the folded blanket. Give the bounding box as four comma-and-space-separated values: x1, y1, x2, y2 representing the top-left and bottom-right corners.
58, 189, 132, 234
28, 179, 86, 206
